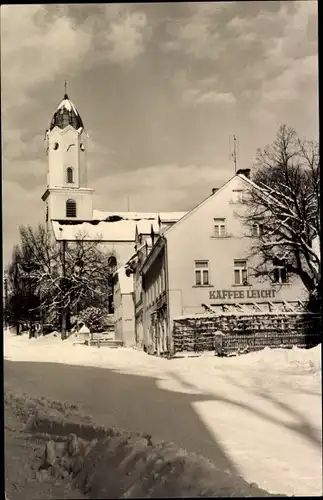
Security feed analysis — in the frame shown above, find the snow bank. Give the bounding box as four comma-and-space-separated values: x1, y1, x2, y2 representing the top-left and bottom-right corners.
27, 415, 275, 498
4, 331, 322, 496
225, 344, 322, 375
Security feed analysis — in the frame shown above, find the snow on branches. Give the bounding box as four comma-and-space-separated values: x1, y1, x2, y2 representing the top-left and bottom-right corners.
243, 125, 320, 295
8, 224, 116, 323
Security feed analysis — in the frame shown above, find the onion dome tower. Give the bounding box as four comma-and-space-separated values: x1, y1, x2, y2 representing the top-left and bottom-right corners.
41, 85, 94, 225
49, 92, 84, 132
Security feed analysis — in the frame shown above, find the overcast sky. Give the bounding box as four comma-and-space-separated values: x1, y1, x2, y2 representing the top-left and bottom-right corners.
1, 2, 318, 266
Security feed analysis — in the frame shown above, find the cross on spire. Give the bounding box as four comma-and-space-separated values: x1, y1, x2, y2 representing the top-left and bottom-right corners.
64, 80, 68, 99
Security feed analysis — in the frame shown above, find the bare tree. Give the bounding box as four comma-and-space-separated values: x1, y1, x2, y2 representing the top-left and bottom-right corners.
243, 125, 320, 299
7, 224, 116, 339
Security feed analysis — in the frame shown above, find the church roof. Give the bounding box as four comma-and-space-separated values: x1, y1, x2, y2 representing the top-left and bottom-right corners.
92, 210, 187, 223
49, 93, 84, 131
52, 218, 159, 243
51, 211, 187, 243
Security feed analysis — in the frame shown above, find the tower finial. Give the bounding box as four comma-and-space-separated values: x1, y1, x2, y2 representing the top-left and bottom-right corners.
64, 80, 68, 99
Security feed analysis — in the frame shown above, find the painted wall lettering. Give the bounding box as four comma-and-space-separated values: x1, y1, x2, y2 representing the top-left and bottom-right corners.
209, 289, 276, 300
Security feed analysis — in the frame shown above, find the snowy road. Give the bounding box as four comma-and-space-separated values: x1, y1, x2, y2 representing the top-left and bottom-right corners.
4, 331, 322, 496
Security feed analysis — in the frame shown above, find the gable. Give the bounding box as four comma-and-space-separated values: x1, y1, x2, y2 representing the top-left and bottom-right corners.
164, 174, 251, 239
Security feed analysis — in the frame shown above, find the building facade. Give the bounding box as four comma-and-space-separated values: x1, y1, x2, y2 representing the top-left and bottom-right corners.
43, 92, 187, 270
113, 266, 135, 347
130, 171, 307, 354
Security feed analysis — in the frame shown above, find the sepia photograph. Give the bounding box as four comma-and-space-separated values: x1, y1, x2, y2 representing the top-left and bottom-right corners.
2, 1, 320, 498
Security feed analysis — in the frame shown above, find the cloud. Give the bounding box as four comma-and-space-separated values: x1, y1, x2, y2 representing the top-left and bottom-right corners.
173, 71, 235, 107
162, 2, 232, 60
182, 89, 236, 106
93, 164, 230, 214
1, 6, 92, 114
102, 9, 149, 63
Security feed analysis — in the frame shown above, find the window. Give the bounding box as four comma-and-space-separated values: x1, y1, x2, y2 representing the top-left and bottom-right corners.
251, 223, 263, 237
234, 260, 248, 285
66, 167, 74, 183
273, 266, 288, 284
214, 218, 226, 237
232, 190, 243, 203
45, 204, 49, 222
66, 199, 77, 218
195, 261, 209, 286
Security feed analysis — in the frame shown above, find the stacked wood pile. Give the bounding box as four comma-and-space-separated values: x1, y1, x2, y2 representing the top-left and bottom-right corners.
173, 313, 321, 356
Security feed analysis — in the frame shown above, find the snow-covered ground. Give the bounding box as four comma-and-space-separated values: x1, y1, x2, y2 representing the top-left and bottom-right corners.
4, 330, 322, 496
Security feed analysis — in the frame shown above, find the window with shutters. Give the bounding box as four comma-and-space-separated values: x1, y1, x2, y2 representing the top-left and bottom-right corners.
66, 199, 76, 218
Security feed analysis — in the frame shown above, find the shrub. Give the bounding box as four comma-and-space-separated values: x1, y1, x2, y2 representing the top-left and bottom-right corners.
78, 307, 106, 333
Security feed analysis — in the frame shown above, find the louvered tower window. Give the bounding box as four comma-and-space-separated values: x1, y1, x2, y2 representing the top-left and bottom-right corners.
66, 199, 77, 218
66, 167, 74, 183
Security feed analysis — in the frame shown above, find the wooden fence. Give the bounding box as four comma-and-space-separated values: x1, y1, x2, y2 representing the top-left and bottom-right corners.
173, 312, 322, 356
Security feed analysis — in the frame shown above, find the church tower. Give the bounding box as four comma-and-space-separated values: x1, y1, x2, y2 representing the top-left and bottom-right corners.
41, 91, 94, 227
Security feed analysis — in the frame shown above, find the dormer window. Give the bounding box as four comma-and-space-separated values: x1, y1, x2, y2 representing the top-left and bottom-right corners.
66, 199, 76, 218
66, 167, 74, 183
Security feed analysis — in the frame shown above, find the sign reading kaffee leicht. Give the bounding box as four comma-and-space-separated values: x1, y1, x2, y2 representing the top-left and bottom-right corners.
209, 289, 276, 300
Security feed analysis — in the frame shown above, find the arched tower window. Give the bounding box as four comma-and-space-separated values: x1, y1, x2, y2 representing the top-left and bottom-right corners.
66, 199, 77, 218
66, 167, 74, 183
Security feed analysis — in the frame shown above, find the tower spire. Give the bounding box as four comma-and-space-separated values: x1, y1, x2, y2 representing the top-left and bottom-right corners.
64, 80, 68, 99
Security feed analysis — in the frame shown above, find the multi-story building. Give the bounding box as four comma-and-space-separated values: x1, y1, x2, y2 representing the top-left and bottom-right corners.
127, 169, 307, 355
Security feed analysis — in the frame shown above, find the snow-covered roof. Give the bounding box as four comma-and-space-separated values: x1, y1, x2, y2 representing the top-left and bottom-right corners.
51, 218, 159, 242
49, 93, 84, 131
115, 266, 133, 294
52, 211, 187, 243
93, 210, 187, 223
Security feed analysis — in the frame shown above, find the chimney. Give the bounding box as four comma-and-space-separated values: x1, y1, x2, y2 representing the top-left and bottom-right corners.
237, 168, 250, 179
212, 188, 219, 195
236, 168, 251, 179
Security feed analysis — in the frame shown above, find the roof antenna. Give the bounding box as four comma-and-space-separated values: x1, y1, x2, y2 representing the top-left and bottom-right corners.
64, 80, 68, 99
230, 134, 238, 174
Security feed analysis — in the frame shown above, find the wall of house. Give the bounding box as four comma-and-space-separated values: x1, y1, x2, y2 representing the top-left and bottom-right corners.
141, 249, 168, 353
113, 280, 123, 343
165, 175, 307, 332
121, 294, 136, 347
114, 280, 135, 346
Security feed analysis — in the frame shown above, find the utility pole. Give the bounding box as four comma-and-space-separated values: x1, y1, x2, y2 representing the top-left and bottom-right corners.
61, 239, 67, 340
127, 196, 130, 212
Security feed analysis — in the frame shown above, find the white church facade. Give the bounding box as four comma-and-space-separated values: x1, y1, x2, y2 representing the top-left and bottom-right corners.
42, 92, 187, 271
